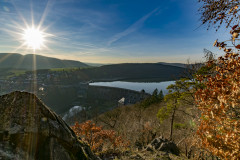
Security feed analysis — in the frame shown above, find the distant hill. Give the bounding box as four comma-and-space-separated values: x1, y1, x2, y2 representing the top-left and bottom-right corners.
79, 63, 186, 82
0, 53, 88, 70
85, 62, 108, 67
157, 62, 187, 68
16, 63, 186, 83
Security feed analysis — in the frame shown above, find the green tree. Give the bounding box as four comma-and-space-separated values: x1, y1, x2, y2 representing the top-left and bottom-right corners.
157, 84, 181, 140
139, 88, 164, 108
151, 88, 159, 103
157, 79, 197, 140
158, 90, 164, 101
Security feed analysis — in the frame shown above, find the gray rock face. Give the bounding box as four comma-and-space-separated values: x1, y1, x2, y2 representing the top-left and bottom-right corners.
0, 91, 99, 160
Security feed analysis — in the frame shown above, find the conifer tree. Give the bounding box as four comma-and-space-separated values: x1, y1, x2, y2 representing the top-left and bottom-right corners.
158, 90, 164, 101
157, 78, 198, 140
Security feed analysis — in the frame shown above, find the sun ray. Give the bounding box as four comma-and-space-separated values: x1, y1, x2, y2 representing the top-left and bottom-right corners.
13, 54, 25, 69
10, 0, 29, 29
0, 53, 12, 63
11, 43, 27, 53
30, 0, 34, 27
5, 0, 54, 54
2, 1, 56, 157
38, 0, 53, 29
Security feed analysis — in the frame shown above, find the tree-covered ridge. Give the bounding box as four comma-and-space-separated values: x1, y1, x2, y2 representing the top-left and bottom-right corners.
6, 63, 186, 84
0, 53, 88, 70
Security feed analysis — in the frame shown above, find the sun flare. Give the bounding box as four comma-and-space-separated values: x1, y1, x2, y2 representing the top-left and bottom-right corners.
23, 27, 45, 50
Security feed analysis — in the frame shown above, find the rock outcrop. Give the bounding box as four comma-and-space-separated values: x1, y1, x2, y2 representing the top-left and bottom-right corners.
120, 137, 184, 160
0, 91, 99, 160
146, 137, 180, 156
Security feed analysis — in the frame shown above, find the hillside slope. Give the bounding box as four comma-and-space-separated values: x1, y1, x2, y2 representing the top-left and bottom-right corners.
0, 53, 88, 70
158, 62, 187, 68
93, 101, 214, 159
16, 63, 186, 83
79, 63, 186, 82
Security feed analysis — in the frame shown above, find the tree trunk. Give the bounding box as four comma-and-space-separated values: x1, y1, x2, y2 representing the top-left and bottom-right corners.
170, 105, 177, 140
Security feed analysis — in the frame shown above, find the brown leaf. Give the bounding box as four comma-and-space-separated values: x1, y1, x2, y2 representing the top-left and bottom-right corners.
236, 45, 240, 49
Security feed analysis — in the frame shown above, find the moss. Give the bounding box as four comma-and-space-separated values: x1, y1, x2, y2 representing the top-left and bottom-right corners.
189, 120, 196, 129
173, 123, 188, 130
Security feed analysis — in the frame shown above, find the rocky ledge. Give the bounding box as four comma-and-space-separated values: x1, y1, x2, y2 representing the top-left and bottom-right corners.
123, 137, 183, 160
0, 91, 99, 160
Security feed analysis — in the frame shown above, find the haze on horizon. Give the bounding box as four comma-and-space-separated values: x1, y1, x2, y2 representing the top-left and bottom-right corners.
0, 0, 227, 64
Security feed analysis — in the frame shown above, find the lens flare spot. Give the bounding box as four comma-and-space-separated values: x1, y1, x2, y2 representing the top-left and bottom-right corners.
23, 27, 45, 50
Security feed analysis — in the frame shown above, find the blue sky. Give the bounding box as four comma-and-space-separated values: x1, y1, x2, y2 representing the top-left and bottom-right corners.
0, 0, 228, 63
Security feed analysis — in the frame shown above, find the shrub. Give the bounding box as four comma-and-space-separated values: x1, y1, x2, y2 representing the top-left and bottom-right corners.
173, 123, 187, 130
195, 28, 240, 159
71, 120, 129, 154
196, 1, 240, 158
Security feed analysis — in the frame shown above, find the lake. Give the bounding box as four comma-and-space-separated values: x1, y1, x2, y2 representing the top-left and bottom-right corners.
89, 81, 175, 95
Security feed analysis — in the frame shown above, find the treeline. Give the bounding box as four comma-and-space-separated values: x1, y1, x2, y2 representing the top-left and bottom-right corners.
138, 89, 164, 108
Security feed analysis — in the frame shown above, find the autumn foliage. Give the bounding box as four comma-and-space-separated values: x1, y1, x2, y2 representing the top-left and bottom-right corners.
195, 25, 240, 159
71, 120, 129, 153
198, 0, 240, 30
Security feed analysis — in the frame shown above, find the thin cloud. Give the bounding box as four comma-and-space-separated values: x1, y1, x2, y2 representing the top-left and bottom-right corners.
108, 7, 160, 46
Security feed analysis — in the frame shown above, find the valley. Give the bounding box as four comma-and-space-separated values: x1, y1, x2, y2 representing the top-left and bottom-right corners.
1, 0, 238, 159
0, 53, 185, 124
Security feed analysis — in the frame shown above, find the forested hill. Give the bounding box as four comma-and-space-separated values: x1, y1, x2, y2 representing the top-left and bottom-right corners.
157, 62, 187, 68
19, 63, 186, 83
0, 53, 88, 70
77, 63, 186, 82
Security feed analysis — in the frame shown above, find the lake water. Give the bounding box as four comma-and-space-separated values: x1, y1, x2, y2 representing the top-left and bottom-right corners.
89, 81, 175, 95
63, 81, 175, 121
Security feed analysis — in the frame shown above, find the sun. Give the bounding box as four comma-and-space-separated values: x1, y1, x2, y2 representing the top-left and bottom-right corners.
23, 27, 45, 50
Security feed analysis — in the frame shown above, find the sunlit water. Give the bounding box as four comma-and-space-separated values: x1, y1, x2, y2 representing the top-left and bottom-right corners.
89, 81, 175, 95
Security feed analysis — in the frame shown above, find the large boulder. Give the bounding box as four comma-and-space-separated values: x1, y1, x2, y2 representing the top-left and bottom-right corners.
0, 91, 99, 160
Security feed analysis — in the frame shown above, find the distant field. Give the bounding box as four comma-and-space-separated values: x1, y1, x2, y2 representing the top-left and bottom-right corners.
49, 66, 94, 72
0, 69, 26, 79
